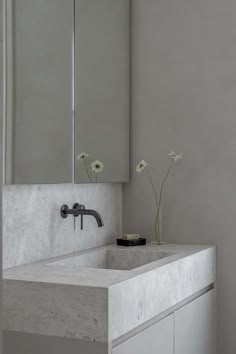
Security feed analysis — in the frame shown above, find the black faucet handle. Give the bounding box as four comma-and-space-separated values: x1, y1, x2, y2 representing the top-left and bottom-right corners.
73, 203, 80, 217
73, 203, 85, 230
73, 203, 85, 211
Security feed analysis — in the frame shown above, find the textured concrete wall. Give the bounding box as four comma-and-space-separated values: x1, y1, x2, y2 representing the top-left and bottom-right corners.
3, 183, 122, 268
123, 1, 236, 353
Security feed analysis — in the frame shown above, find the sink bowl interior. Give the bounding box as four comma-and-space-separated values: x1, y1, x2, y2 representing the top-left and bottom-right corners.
48, 248, 173, 271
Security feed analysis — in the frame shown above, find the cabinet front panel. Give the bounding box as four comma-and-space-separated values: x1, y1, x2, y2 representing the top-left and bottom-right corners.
175, 290, 215, 354
112, 315, 174, 354
75, 0, 130, 183
5, 0, 130, 184
6, 0, 73, 184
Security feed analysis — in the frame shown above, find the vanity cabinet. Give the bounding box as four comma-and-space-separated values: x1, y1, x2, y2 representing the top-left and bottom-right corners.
112, 290, 215, 354
3, 290, 216, 354
112, 315, 174, 354
175, 289, 215, 354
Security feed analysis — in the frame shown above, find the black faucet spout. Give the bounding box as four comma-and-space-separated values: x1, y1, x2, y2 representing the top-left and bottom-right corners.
77, 209, 104, 227
60, 204, 104, 228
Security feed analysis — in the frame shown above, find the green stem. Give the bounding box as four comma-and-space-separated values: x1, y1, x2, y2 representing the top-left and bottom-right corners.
95, 174, 98, 183
155, 160, 174, 244
145, 168, 159, 208
145, 168, 160, 243
154, 209, 161, 244
83, 159, 93, 182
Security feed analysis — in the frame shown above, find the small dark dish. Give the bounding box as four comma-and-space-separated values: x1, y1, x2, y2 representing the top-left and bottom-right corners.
116, 238, 147, 247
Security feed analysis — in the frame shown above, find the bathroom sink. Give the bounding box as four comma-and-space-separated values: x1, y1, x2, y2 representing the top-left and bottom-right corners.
4, 244, 215, 342
48, 247, 173, 271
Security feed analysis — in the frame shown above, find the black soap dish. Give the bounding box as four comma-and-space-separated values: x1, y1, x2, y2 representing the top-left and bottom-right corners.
116, 238, 147, 247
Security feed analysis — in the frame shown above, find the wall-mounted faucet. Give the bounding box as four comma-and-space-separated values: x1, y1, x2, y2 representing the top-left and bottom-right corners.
60, 203, 104, 230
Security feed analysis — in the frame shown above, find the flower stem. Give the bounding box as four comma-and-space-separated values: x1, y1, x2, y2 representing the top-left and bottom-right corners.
154, 209, 161, 244
155, 160, 174, 244
83, 159, 93, 182
145, 168, 159, 208
145, 168, 160, 243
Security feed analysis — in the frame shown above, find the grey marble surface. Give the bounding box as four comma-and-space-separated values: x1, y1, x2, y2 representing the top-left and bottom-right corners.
3, 243, 216, 342
3, 183, 122, 268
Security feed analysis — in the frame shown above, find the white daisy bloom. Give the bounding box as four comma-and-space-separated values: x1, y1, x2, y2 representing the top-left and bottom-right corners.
173, 153, 183, 162
136, 160, 148, 173
168, 151, 176, 158
91, 160, 104, 173
168, 151, 183, 162
77, 152, 89, 161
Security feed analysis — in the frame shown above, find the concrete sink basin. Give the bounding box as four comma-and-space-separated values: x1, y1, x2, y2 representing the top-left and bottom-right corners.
3, 244, 215, 343
48, 247, 174, 271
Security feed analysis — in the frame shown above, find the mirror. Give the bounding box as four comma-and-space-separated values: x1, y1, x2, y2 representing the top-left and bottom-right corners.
75, 0, 129, 183
4, 0, 130, 184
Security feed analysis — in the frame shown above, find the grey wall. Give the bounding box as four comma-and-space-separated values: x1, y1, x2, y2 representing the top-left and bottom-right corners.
3, 183, 122, 268
123, 1, 236, 353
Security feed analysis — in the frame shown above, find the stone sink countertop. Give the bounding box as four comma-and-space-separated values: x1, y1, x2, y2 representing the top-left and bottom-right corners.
3, 243, 216, 343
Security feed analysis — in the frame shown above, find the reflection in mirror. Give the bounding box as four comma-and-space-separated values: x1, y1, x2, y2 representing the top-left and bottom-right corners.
75, 0, 130, 183
4, 0, 74, 184
4, 0, 130, 184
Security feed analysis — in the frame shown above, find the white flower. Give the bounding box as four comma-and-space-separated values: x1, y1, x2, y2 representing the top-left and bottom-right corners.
91, 160, 104, 173
173, 153, 183, 162
168, 151, 183, 162
136, 160, 148, 173
168, 151, 176, 158
77, 152, 89, 161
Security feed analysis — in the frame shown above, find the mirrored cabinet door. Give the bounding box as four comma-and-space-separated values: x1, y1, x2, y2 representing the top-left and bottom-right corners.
4, 0, 130, 184
74, 0, 130, 183
5, 0, 74, 184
